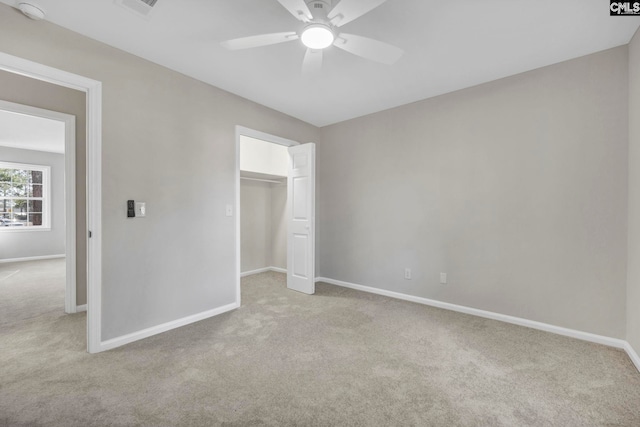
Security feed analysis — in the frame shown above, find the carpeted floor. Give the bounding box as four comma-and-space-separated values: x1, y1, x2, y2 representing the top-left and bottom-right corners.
1, 260, 640, 426
0, 258, 67, 330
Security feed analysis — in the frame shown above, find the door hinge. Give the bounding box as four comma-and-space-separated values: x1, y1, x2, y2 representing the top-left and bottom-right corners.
89, 230, 92, 238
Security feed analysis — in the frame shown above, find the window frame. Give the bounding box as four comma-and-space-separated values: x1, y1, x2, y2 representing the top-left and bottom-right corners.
0, 161, 51, 232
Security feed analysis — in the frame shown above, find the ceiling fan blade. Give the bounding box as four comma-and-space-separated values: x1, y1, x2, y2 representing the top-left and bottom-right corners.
328, 0, 387, 27
221, 32, 299, 50
302, 48, 323, 76
277, 0, 313, 22
334, 33, 403, 65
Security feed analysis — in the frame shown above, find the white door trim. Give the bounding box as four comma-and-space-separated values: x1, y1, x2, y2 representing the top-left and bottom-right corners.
0, 100, 77, 314
0, 51, 103, 354
235, 126, 299, 306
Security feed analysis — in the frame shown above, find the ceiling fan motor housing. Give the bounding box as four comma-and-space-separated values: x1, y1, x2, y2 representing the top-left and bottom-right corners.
306, 0, 332, 21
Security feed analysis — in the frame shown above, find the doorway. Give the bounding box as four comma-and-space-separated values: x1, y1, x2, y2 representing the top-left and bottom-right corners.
235, 126, 316, 305
0, 51, 102, 353
0, 100, 77, 313
239, 134, 288, 277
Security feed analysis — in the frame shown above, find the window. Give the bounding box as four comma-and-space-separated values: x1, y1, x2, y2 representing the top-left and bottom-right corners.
0, 161, 50, 231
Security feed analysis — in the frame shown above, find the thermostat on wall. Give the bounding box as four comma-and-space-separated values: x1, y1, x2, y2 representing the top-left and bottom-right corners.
127, 200, 146, 218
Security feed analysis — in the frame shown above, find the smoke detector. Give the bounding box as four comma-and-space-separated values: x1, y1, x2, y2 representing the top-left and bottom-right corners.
18, 2, 45, 20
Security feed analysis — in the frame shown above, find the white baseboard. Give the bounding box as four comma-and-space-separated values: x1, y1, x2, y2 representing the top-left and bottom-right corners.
76, 304, 87, 313
0, 254, 65, 264
241, 266, 287, 277
241, 267, 271, 277
624, 342, 640, 372
316, 277, 631, 354
99, 302, 238, 352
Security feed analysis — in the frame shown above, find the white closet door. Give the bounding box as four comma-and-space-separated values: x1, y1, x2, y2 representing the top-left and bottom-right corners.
287, 143, 316, 294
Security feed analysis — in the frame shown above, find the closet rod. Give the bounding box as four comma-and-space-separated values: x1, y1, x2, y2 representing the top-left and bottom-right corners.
240, 176, 284, 184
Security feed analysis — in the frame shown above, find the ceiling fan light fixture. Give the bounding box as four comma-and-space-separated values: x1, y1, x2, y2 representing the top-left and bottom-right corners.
301, 24, 334, 50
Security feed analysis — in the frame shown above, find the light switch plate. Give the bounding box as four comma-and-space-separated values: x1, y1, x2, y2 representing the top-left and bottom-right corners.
135, 202, 146, 217
226, 204, 233, 217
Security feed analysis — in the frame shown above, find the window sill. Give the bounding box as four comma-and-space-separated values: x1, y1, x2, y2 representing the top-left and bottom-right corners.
0, 227, 51, 233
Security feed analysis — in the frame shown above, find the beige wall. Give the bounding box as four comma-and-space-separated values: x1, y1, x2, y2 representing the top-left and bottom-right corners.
0, 4, 320, 340
240, 180, 287, 272
271, 184, 287, 269
628, 29, 640, 352
241, 180, 272, 272
319, 47, 629, 338
0, 69, 87, 306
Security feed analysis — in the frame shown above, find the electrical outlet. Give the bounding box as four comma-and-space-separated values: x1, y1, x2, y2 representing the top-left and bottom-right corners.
440, 273, 447, 284
404, 268, 412, 280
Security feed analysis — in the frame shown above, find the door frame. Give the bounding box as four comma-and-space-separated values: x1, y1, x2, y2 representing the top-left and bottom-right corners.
0, 51, 103, 354
0, 100, 77, 313
235, 126, 299, 306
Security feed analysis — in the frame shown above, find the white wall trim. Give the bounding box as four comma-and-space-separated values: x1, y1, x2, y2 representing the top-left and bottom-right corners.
624, 342, 640, 372
0, 254, 65, 264
76, 304, 87, 313
85, 69, 102, 354
98, 303, 238, 352
317, 277, 630, 351
241, 267, 271, 277
0, 51, 103, 354
241, 266, 287, 277
64, 110, 77, 315
235, 128, 241, 307
236, 126, 301, 148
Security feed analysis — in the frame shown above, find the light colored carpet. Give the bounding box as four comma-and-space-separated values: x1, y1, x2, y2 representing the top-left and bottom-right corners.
0, 270, 18, 282
1, 261, 639, 426
0, 259, 66, 329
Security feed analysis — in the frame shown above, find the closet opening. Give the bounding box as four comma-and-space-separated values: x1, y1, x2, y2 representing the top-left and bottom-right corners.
235, 126, 316, 305
239, 134, 289, 278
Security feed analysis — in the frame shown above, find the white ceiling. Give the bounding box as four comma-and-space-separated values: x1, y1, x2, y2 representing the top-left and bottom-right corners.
2, 0, 639, 127
0, 110, 65, 153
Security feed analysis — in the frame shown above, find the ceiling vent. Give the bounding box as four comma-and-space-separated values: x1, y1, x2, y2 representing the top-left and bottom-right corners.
114, 0, 158, 18
308, 1, 330, 18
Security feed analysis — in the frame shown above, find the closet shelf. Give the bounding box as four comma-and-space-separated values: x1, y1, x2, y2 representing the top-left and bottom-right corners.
240, 176, 285, 184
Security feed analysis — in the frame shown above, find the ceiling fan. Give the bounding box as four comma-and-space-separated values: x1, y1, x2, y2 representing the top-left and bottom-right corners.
220, 0, 404, 74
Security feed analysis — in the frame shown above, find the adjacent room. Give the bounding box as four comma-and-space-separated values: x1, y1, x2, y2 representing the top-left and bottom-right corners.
0, 0, 639, 425
0, 107, 65, 316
